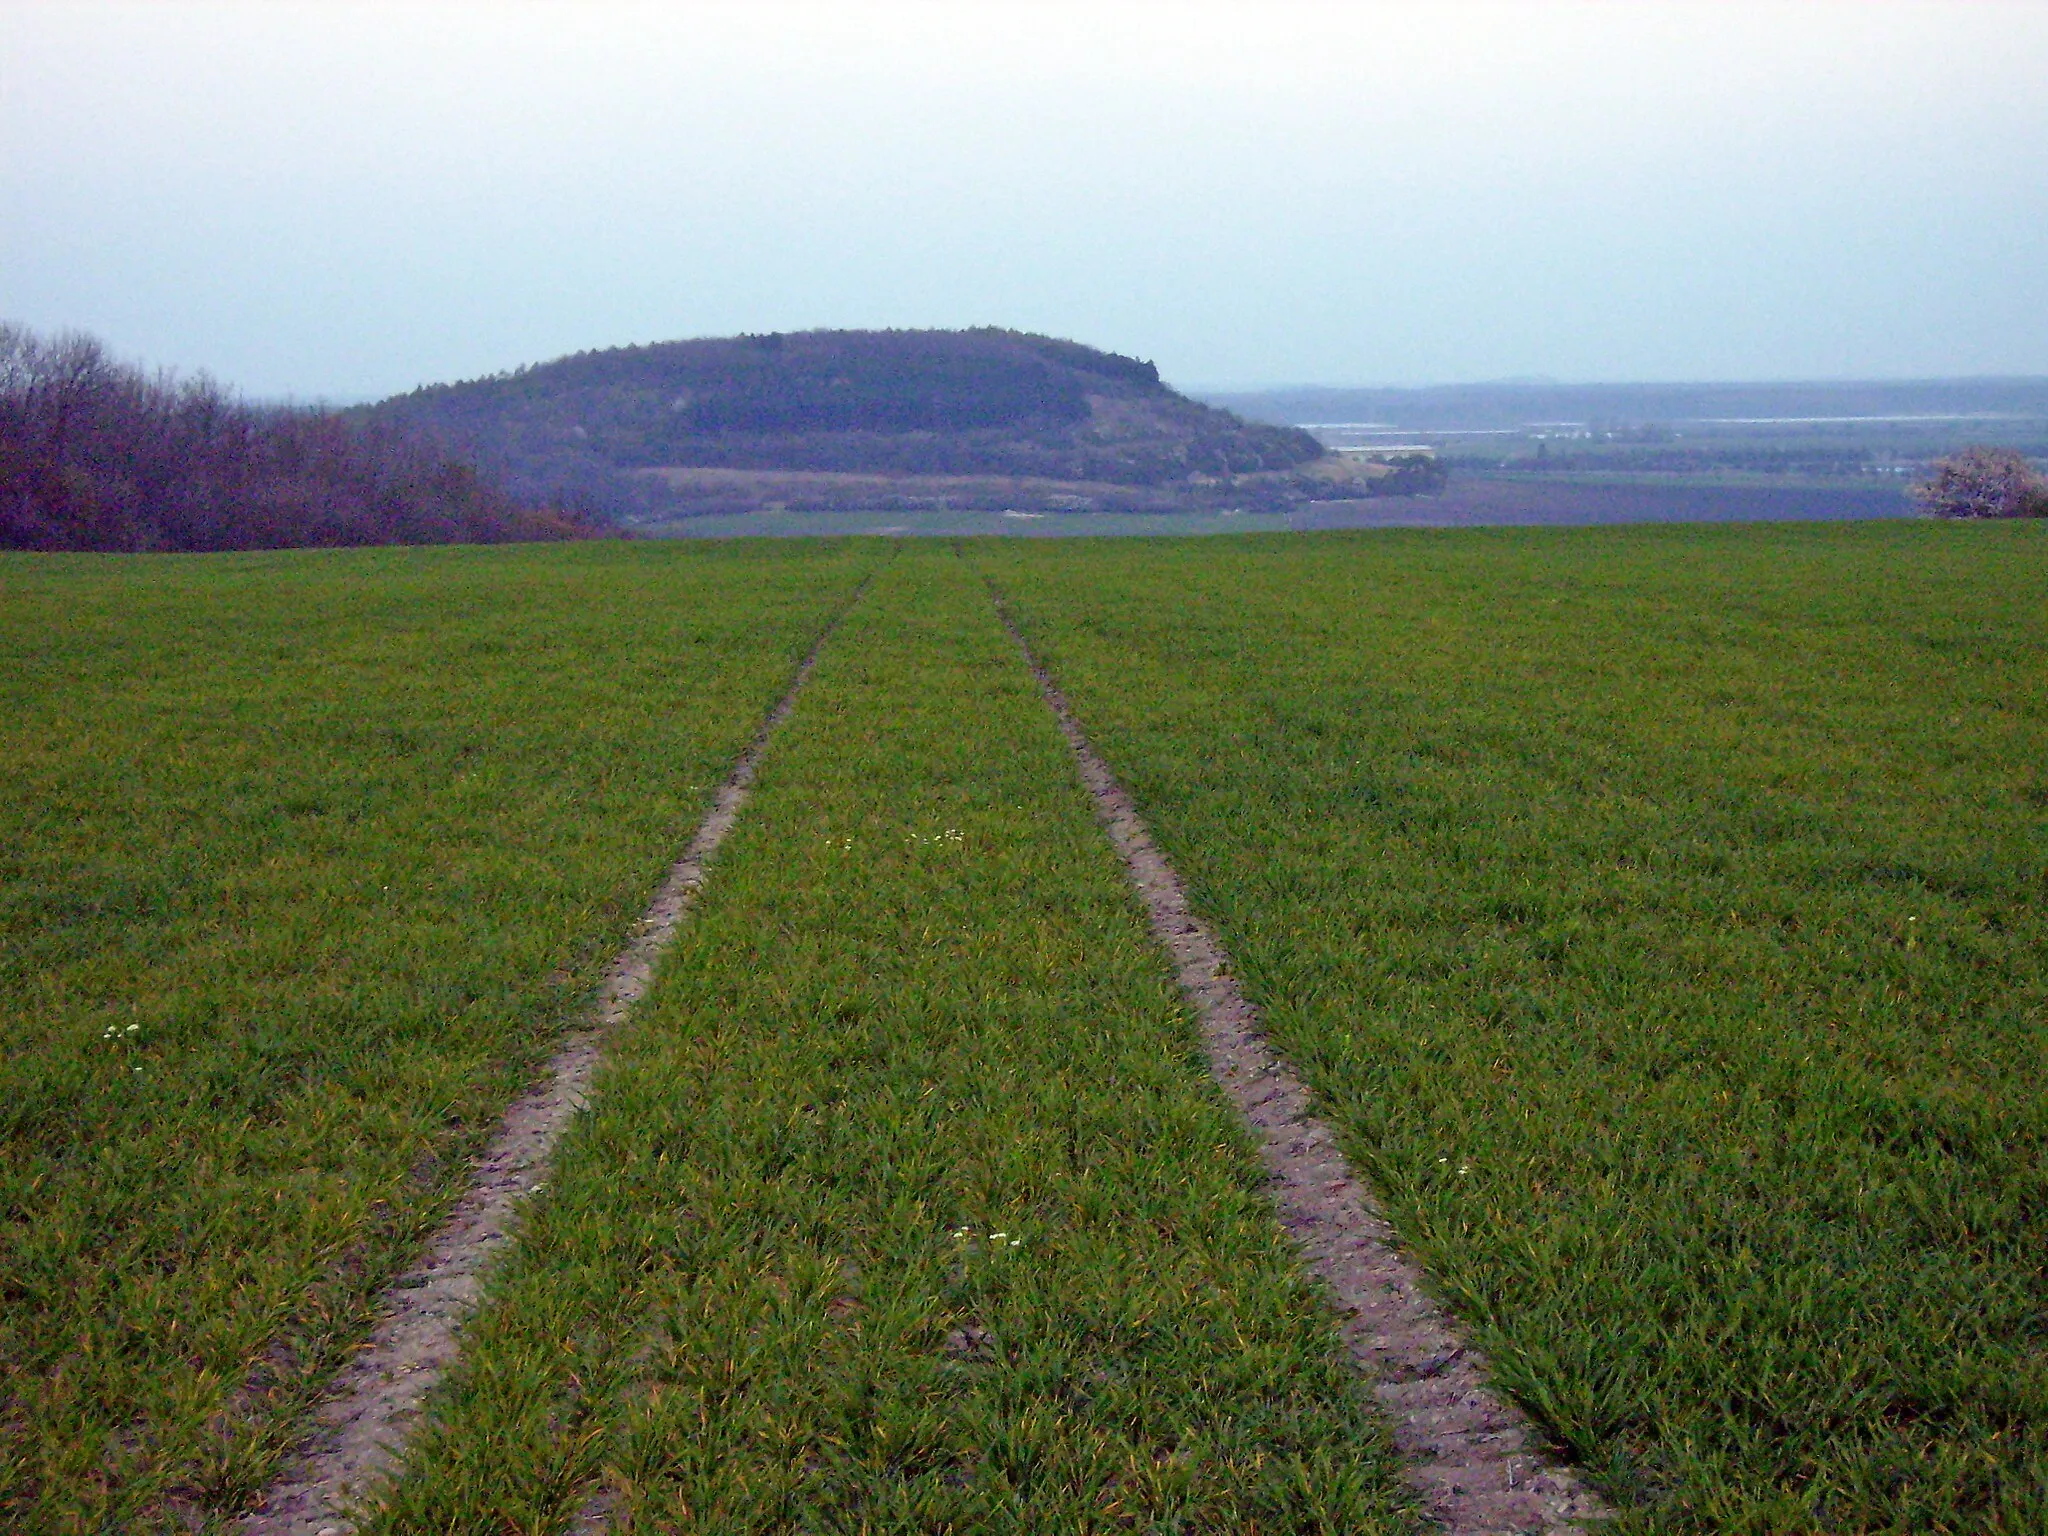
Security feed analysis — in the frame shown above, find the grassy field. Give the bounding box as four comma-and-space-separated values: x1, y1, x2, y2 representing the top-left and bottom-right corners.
361, 551, 1416, 1534
981, 521, 2048, 1532
0, 540, 873, 1533
10, 522, 2046, 1535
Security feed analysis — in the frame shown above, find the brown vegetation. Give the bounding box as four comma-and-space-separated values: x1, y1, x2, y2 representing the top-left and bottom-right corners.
1913, 445, 2048, 519
0, 325, 613, 552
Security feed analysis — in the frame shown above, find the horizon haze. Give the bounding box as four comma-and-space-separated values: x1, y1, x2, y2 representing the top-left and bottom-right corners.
4, 1, 2045, 401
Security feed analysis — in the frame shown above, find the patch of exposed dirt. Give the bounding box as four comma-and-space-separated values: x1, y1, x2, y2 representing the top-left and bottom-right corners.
634, 464, 1251, 515
235, 584, 869, 1536
995, 592, 1614, 1536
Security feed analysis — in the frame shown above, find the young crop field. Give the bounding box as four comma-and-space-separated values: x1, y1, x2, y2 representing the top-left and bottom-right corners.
0, 540, 875, 1531
981, 520, 2048, 1532
361, 552, 1415, 1534
6, 522, 2045, 1536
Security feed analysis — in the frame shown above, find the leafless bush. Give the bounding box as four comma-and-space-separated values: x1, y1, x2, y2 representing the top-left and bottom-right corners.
1912, 445, 2048, 520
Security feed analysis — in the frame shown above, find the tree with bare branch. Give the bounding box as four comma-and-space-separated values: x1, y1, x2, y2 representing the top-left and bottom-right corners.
1912, 445, 2048, 519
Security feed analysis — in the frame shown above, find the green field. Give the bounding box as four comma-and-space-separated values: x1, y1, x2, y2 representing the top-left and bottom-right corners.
5, 523, 2045, 1534
365, 553, 1412, 1534
0, 542, 875, 1531
981, 522, 2048, 1532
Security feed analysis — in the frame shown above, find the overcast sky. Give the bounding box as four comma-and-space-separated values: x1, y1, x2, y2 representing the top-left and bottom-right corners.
3, 1, 2045, 399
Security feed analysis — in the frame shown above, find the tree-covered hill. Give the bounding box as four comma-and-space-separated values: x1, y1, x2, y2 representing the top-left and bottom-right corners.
364, 329, 1348, 517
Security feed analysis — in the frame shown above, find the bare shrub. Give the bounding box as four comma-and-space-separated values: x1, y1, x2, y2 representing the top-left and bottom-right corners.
1912, 445, 2048, 520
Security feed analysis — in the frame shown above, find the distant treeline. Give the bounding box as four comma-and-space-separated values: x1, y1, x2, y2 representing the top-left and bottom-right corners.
1, 325, 614, 553
390, 329, 1160, 438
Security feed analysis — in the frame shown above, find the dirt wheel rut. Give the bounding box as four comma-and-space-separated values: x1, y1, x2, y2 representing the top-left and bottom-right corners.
237, 586, 866, 1536
997, 595, 1613, 1536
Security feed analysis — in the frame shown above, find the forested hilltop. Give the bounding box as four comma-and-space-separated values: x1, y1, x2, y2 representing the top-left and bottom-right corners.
366, 329, 1423, 518
0, 326, 613, 553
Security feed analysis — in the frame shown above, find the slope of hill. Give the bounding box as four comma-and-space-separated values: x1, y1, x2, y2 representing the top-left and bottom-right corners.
366, 329, 1403, 517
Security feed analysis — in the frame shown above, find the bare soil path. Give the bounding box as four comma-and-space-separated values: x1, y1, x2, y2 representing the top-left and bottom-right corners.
993, 588, 1614, 1536
237, 584, 868, 1536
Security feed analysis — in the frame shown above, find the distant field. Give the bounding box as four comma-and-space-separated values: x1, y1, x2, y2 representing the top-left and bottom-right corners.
8, 523, 2045, 1534
1296, 473, 1911, 530
0, 541, 873, 1531
642, 506, 1294, 539
983, 521, 2048, 1531
633, 465, 1223, 515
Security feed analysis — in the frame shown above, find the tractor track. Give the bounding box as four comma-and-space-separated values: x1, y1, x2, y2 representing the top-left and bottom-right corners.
994, 588, 1613, 1536
237, 578, 870, 1536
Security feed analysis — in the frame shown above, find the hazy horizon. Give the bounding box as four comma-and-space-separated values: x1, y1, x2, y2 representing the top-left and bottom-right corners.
257, 362, 2048, 415
5, 2, 2045, 401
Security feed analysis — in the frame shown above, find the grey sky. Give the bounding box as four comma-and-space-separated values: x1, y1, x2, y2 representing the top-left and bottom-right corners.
4, 1, 2045, 399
